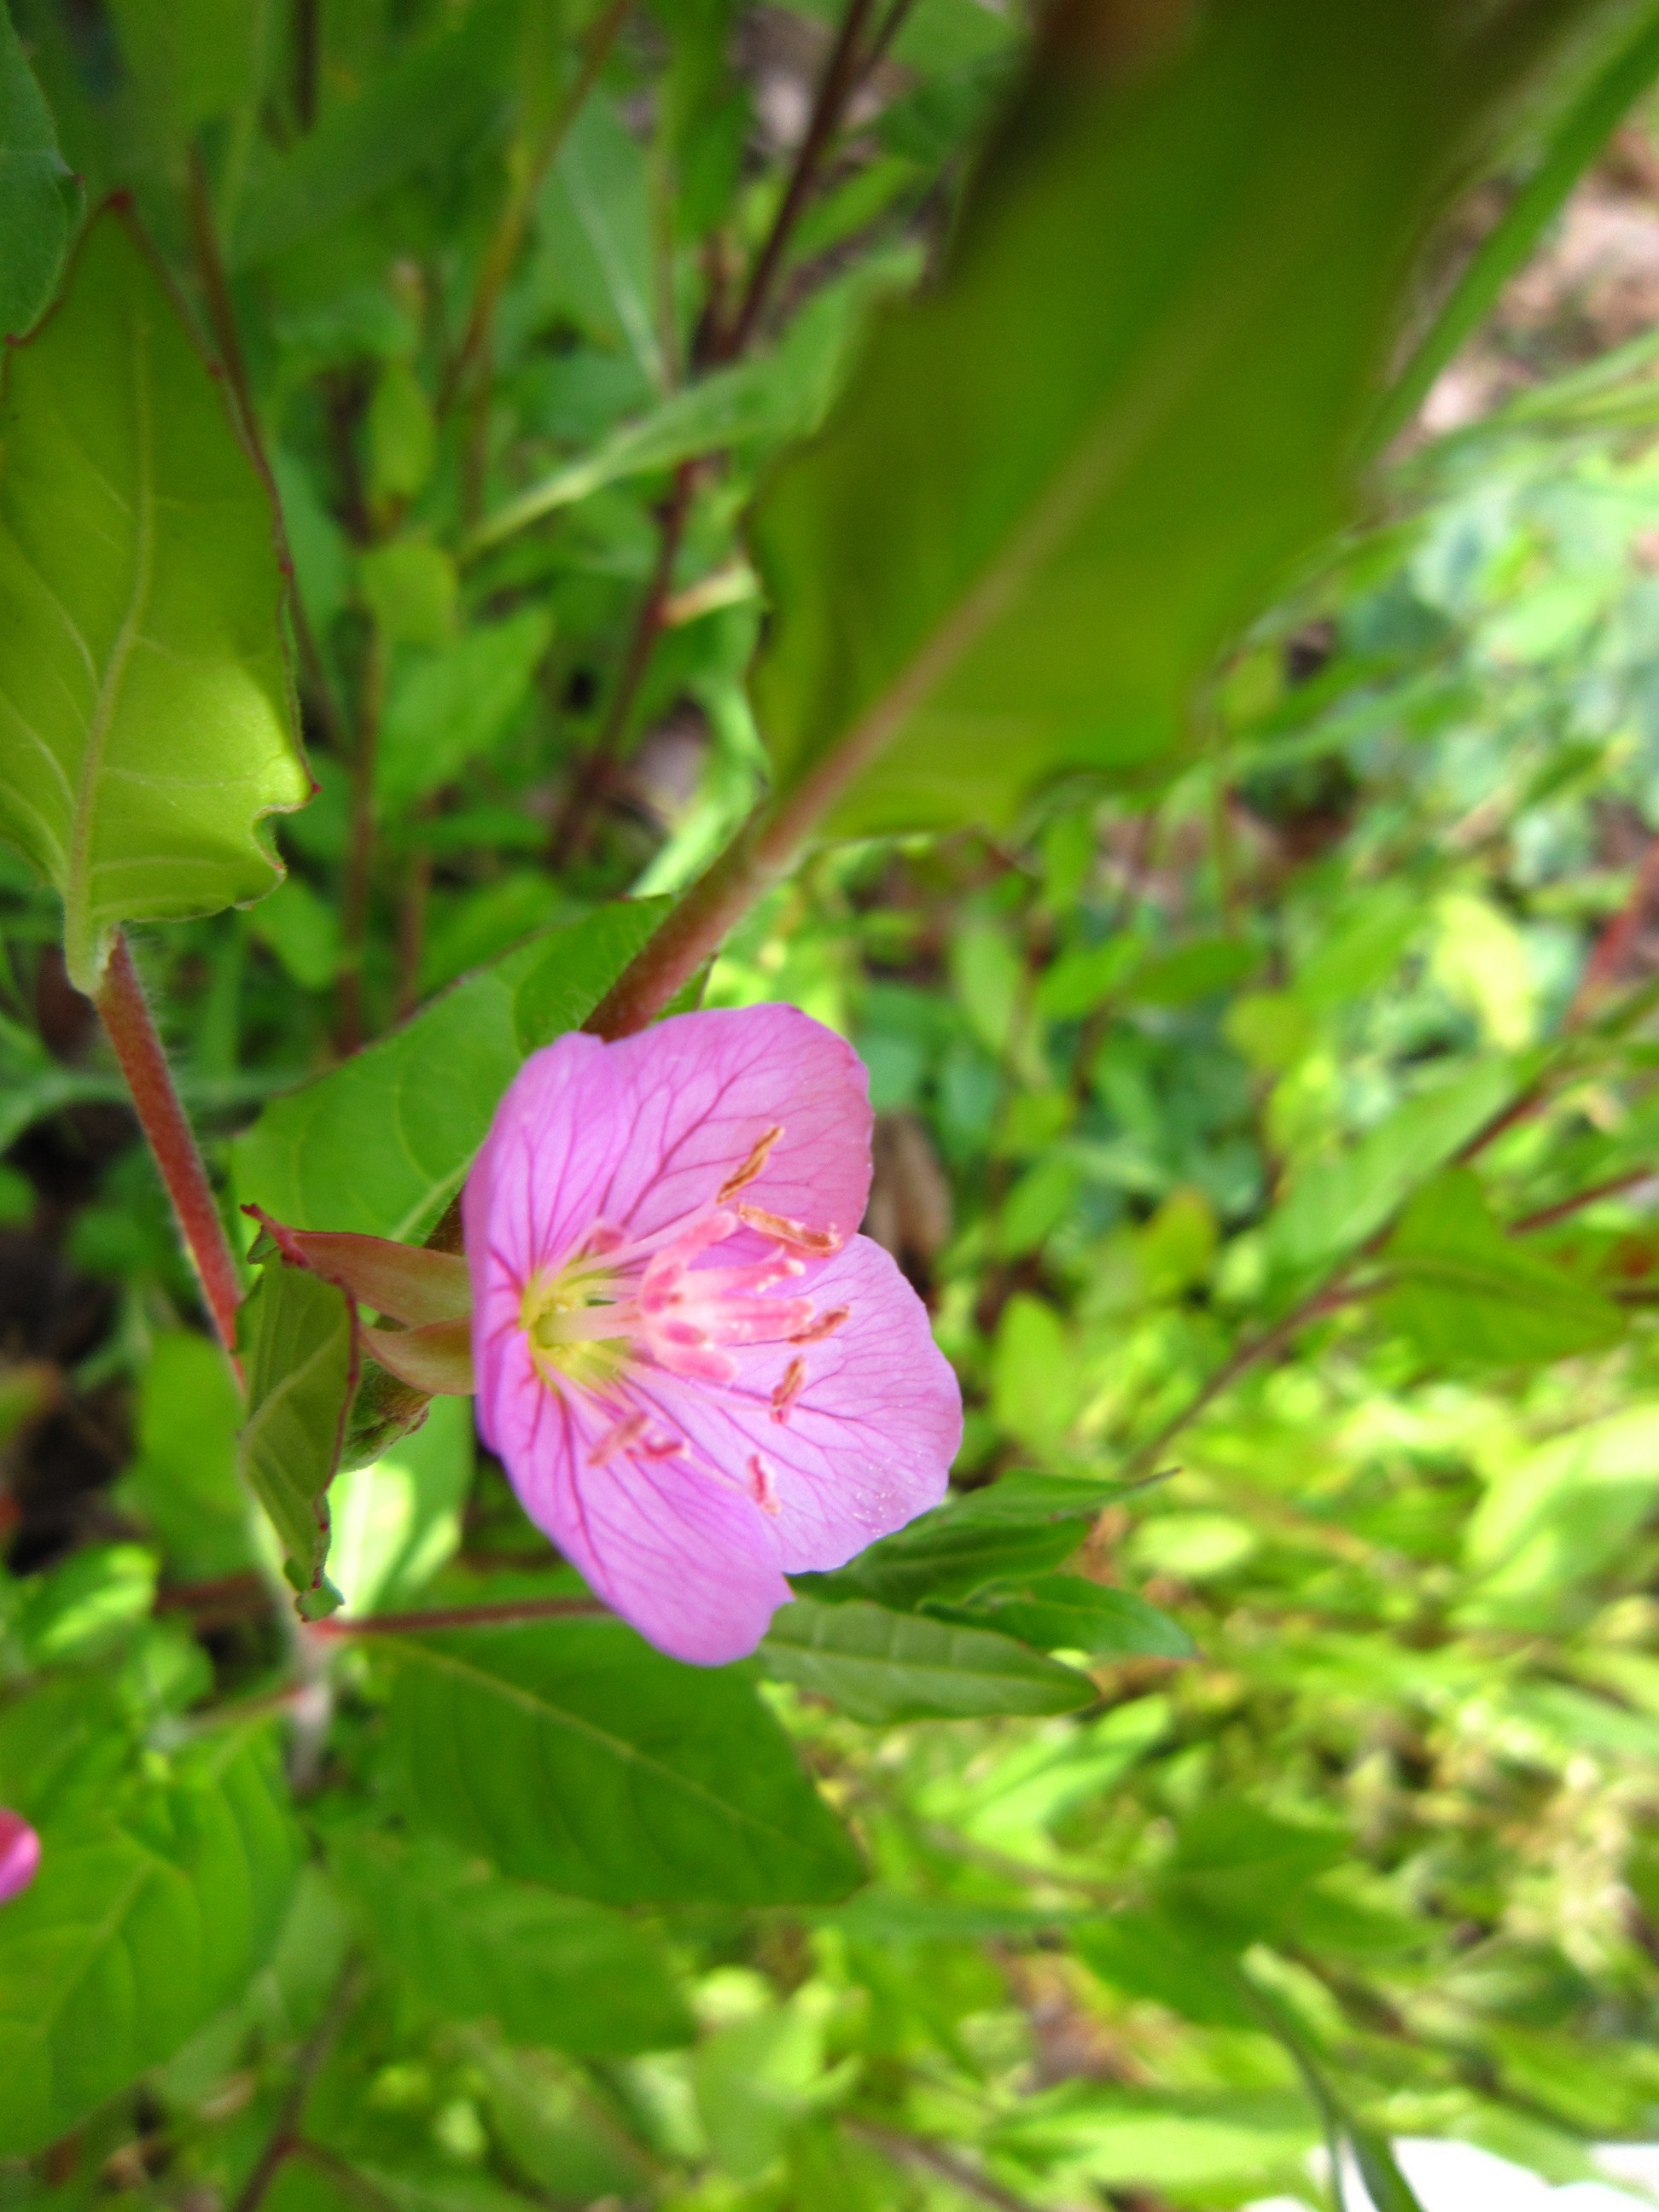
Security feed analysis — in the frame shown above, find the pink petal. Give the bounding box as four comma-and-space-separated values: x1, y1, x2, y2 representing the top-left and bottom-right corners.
480, 1329, 791, 1666
631, 1236, 961, 1575
0, 1808, 39, 1904
463, 1005, 872, 1295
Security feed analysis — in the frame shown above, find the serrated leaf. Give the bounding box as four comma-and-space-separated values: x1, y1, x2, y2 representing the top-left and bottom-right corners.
934, 1575, 1195, 1660
332, 1830, 693, 2054
0, 0, 76, 339
1377, 1168, 1626, 1367
0, 1726, 300, 2157
760, 1598, 1094, 1722
232, 901, 665, 1242
0, 205, 308, 991
379, 1616, 864, 1906
748, 0, 1476, 837
237, 1259, 356, 1617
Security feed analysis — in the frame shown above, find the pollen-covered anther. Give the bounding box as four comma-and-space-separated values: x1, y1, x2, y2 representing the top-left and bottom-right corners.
748, 1452, 781, 1514
789, 1306, 850, 1345
589, 1410, 648, 1464
735, 1202, 842, 1256
771, 1356, 807, 1424
718, 1125, 784, 1202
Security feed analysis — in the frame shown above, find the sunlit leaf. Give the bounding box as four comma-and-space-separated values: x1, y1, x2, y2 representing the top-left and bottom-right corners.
379, 1615, 864, 1906
0, 205, 308, 990
760, 1597, 1095, 1722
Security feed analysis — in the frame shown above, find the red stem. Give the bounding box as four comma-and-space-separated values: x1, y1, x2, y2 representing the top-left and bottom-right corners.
311, 1594, 608, 1637
95, 934, 244, 1361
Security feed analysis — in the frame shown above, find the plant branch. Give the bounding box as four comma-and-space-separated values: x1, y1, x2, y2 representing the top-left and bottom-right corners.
230, 1963, 364, 2212
709, 0, 881, 363
549, 461, 698, 865
185, 143, 349, 759
336, 629, 387, 1053
844, 2122, 1051, 2212
95, 934, 244, 1363
1511, 1169, 1653, 1234
442, 0, 634, 419
311, 1594, 608, 1637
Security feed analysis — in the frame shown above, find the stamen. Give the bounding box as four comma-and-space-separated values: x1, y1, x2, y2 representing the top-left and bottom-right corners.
748, 1453, 780, 1515
735, 1202, 841, 1256
588, 1411, 647, 1464
718, 1126, 783, 1202
771, 1356, 807, 1424
789, 1306, 850, 1345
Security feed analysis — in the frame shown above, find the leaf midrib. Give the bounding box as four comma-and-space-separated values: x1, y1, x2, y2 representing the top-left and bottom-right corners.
387, 1633, 844, 1876
64, 302, 155, 988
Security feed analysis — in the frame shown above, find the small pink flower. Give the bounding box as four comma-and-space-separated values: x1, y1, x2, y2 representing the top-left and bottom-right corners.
465, 1004, 962, 1664
0, 1808, 39, 1904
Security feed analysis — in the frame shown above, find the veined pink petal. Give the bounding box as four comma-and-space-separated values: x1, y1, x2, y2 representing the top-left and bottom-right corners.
466, 1004, 961, 1664
0, 1808, 39, 1904
632, 1236, 960, 1574
463, 1004, 872, 1291
484, 1328, 790, 1664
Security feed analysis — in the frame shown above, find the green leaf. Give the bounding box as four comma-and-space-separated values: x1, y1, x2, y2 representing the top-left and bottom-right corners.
797, 1471, 1127, 1610
0, 205, 308, 991
1266, 1057, 1522, 1278
759, 1597, 1095, 1722
236, 1259, 357, 1618
227, 0, 515, 270
0, 0, 76, 339
379, 1616, 864, 1906
1377, 1168, 1627, 1367
747, 0, 1477, 837
936, 1575, 1195, 1660
332, 1830, 694, 2054
376, 609, 554, 818
1460, 1402, 1659, 1627
0, 1725, 300, 2157
327, 1394, 472, 1615
1074, 1908, 1257, 2029
232, 901, 666, 1242
115, 1330, 253, 1580
536, 94, 665, 389
1155, 1801, 1348, 1948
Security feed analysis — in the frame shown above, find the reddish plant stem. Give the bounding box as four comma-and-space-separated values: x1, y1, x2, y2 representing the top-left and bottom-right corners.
336, 632, 387, 1054
548, 461, 698, 866
1569, 835, 1659, 1022
229, 1961, 361, 2212
708, 0, 881, 363
95, 934, 244, 1361
1510, 1168, 1654, 1234
312, 1595, 608, 1637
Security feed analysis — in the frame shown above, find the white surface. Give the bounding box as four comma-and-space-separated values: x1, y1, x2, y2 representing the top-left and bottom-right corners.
1245, 2137, 1659, 2212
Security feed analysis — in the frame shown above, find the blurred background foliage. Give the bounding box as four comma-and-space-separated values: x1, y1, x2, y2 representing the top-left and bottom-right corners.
14, 1, 1659, 2209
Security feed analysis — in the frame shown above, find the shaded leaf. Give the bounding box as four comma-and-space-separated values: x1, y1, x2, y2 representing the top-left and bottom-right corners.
333, 1830, 693, 2054
379, 1615, 864, 1906
0, 1726, 300, 2157
760, 1597, 1095, 1722
237, 1258, 356, 1619
0, 0, 76, 339
0, 205, 307, 990
233, 902, 665, 1243
937, 1575, 1195, 1660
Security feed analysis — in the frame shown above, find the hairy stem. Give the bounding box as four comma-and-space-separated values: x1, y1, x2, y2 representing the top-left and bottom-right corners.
95, 934, 244, 1362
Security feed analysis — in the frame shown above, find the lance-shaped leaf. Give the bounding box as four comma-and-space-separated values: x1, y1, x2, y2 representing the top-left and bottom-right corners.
0, 0, 78, 340
747, 0, 1487, 837
237, 1258, 357, 1619
760, 1598, 1095, 1723
0, 204, 307, 992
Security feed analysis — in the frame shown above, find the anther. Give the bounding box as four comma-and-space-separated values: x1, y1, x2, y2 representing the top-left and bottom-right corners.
748, 1453, 780, 1514
588, 1411, 647, 1464
718, 1126, 784, 1202
771, 1356, 807, 1423
789, 1307, 849, 1345
735, 1202, 841, 1255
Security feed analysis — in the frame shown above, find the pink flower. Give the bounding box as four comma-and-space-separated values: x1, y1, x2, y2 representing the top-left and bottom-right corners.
465, 1004, 962, 1664
0, 1808, 39, 1904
